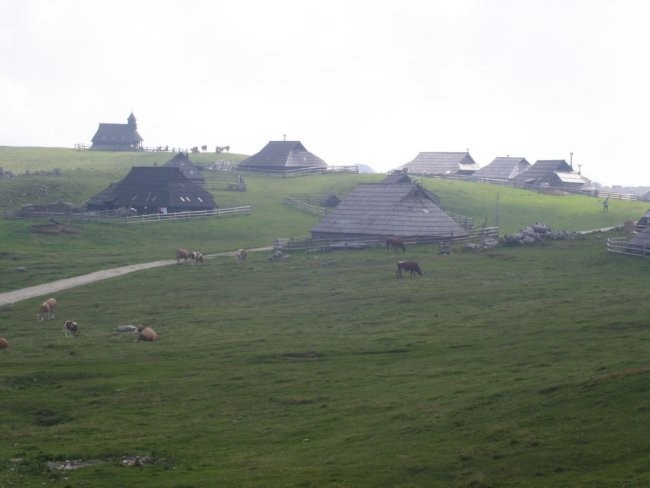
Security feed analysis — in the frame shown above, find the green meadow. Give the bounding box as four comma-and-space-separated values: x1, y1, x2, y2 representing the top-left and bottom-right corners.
1, 148, 649, 487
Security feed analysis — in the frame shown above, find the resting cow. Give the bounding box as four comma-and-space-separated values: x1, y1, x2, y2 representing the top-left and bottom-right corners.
135, 325, 158, 342
386, 236, 406, 252
0, 337, 8, 350
37, 297, 57, 322
396, 261, 423, 278
63, 320, 80, 338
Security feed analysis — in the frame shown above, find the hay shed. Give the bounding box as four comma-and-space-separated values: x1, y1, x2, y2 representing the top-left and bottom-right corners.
311, 182, 466, 240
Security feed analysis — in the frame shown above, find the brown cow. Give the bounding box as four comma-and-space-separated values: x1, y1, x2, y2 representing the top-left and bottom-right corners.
396, 261, 423, 278
386, 236, 406, 252
0, 337, 8, 350
37, 297, 57, 322
63, 320, 80, 338
135, 325, 158, 342
176, 248, 193, 263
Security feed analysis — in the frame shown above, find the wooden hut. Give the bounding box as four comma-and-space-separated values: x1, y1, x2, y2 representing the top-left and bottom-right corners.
85, 167, 216, 214
472, 157, 530, 181
310, 182, 466, 240
238, 141, 326, 173
513, 160, 589, 190
397, 152, 479, 177
91, 112, 143, 151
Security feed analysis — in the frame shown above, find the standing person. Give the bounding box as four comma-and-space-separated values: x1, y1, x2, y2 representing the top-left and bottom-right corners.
603, 197, 609, 212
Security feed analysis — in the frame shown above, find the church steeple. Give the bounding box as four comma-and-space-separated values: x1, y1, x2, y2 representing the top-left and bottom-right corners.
127, 112, 137, 130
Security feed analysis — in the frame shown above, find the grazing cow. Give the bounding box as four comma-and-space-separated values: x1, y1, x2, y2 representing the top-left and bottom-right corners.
0, 337, 8, 350
135, 325, 158, 342
215, 145, 230, 153
63, 320, 80, 338
386, 236, 406, 252
191, 251, 204, 263
396, 261, 423, 278
236, 248, 247, 263
37, 297, 57, 322
176, 248, 193, 263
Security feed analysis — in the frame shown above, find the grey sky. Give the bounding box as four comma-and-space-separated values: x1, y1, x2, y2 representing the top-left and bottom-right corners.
1, 0, 648, 186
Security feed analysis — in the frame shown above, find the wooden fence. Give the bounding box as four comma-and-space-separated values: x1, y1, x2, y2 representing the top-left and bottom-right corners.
283, 196, 327, 216
606, 237, 650, 258
124, 207, 251, 224
276, 227, 499, 251
237, 165, 358, 177
3, 206, 251, 224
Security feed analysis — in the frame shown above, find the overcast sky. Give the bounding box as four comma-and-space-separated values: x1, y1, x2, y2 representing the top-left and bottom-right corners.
1, 0, 648, 186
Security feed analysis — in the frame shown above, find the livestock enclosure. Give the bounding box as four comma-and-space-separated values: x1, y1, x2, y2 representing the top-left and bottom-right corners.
1, 238, 649, 487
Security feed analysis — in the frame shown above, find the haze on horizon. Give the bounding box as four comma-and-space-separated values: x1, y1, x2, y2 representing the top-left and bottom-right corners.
1, 0, 648, 187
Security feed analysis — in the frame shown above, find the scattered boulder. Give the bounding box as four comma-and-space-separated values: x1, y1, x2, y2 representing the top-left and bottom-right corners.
503, 222, 575, 246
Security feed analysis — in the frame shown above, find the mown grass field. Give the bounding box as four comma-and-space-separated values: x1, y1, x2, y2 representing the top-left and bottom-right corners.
1, 147, 649, 487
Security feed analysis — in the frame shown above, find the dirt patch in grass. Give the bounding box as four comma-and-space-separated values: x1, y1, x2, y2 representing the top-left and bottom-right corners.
30, 223, 81, 235
587, 365, 650, 384
282, 351, 320, 360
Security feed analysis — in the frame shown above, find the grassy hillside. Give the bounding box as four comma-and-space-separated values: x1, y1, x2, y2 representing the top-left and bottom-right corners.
0, 147, 647, 293
1, 238, 649, 487
1, 147, 650, 486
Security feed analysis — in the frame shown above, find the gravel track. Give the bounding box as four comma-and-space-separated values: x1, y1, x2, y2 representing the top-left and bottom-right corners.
0, 247, 272, 306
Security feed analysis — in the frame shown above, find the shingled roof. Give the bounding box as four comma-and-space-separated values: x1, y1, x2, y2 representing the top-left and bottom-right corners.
85, 166, 216, 213
238, 141, 326, 172
311, 182, 466, 240
472, 157, 530, 180
513, 160, 578, 187
163, 152, 204, 182
91, 112, 143, 151
398, 152, 479, 176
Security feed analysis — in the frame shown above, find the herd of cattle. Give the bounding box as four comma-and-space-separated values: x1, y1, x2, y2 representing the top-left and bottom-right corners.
0, 242, 415, 351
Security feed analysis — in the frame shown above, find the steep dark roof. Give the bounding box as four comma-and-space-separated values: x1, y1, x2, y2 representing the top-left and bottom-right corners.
311, 183, 466, 239
238, 141, 326, 170
86, 167, 216, 211
514, 160, 574, 185
163, 152, 204, 182
473, 157, 530, 180
398, 152, 479, 176
91, 112, 143, 149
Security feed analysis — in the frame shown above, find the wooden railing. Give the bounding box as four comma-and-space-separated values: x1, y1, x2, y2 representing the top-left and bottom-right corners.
283, 196, 327, 216
276, 227, 499, 251
4, 206, 251, 224
606, 237, 650, 257
124, 206, 250, 224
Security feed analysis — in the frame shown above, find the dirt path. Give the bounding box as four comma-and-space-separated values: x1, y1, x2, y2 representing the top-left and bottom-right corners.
0, 247, 273, 306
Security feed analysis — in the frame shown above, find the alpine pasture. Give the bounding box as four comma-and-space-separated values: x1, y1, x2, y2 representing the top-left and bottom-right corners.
1, 147, 649, 487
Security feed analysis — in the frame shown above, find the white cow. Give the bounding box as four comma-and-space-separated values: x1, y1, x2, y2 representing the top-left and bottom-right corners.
63, 320, 80, 338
